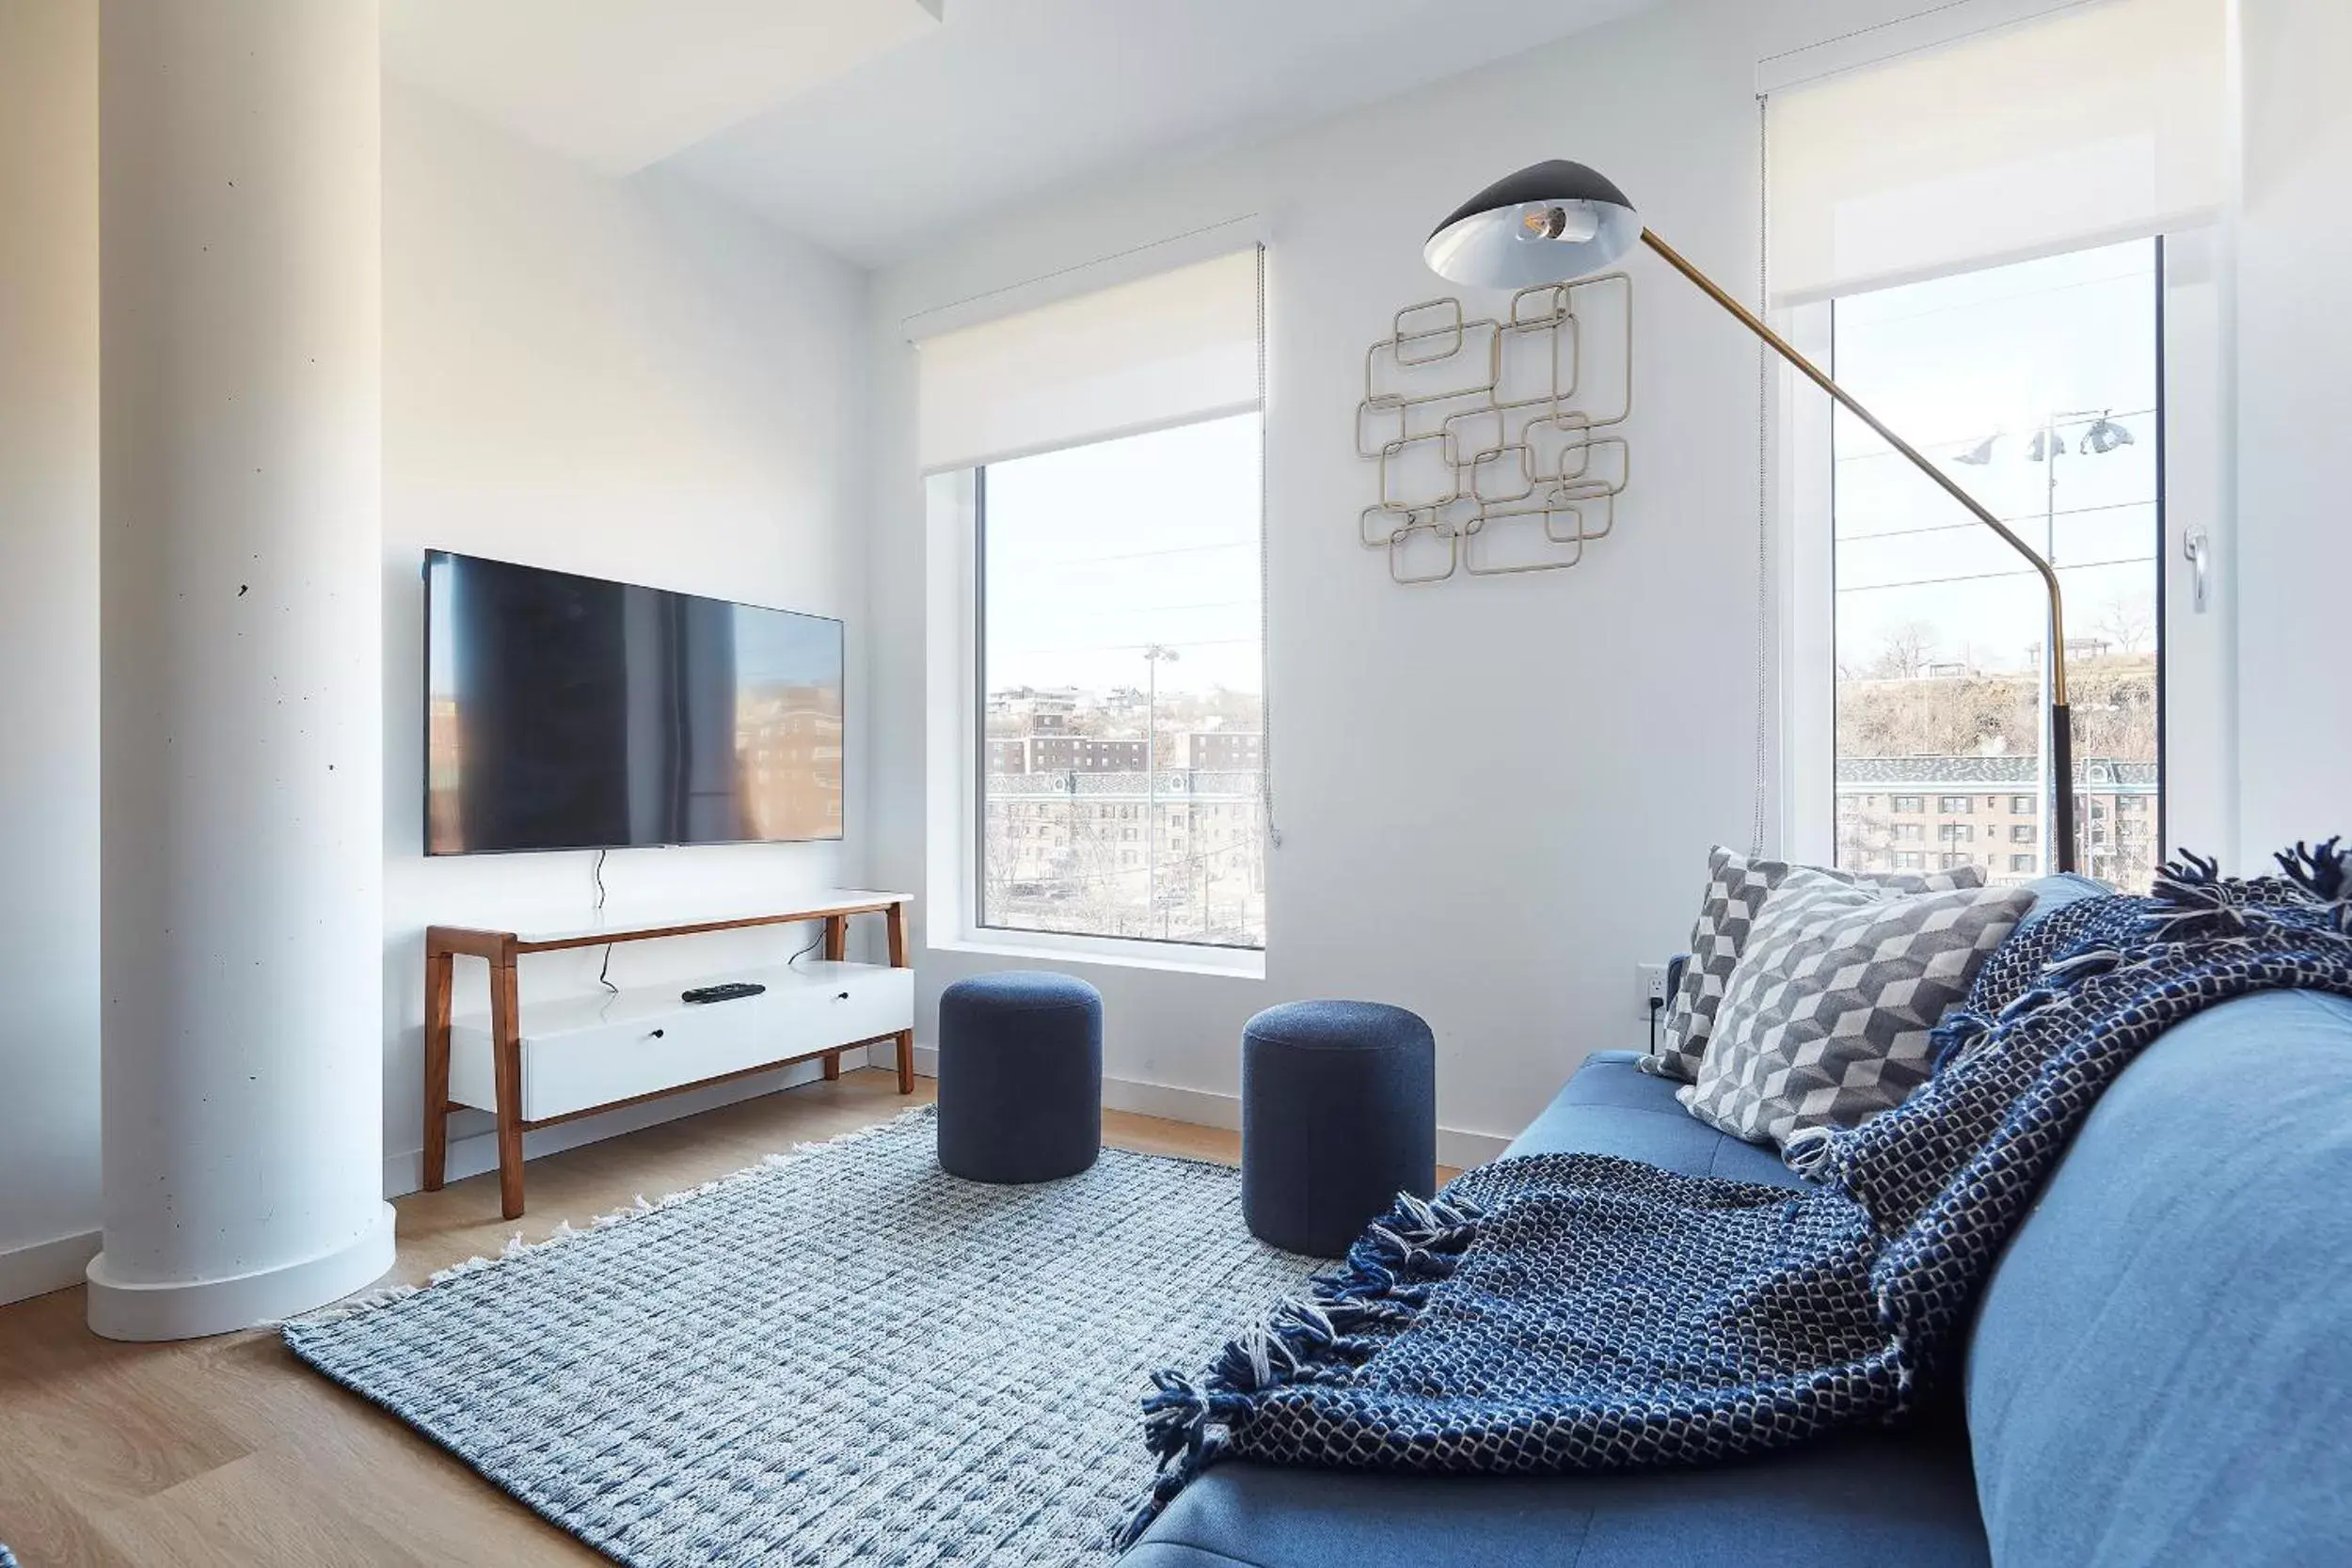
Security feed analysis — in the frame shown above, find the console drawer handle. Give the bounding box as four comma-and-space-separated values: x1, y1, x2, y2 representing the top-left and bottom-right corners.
647, 1027, 665, 1039
835, 990, 850, 1001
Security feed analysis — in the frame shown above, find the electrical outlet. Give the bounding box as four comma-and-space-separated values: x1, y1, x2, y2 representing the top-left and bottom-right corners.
1636, 962, 1671, 1020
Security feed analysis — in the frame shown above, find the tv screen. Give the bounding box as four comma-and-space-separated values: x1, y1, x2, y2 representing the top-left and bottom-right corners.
424, 551, 844, 854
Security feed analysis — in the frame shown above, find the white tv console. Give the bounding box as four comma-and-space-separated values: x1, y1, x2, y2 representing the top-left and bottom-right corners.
421, 892, 915, 1218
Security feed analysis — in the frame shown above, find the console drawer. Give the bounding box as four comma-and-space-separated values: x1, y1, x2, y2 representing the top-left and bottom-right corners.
449, 961, 914, 1124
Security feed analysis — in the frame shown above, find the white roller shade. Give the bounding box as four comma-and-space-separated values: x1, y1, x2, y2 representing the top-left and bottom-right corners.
1766, 0, 2226, 306
915, 247, 1262, 474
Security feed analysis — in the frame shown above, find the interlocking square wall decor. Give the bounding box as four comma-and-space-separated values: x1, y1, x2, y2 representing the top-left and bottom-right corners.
1357, 274, 1631, 584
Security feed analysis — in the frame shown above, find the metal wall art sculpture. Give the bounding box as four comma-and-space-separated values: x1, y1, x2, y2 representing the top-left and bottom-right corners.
1357, 274, 1631, 584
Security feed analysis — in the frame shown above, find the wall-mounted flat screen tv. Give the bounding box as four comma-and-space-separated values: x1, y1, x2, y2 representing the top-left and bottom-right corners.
424, 551, 844, 854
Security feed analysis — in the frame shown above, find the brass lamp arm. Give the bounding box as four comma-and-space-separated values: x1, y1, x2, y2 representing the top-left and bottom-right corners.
1638, 229, 2069, 707
1636, 228, 2077, 874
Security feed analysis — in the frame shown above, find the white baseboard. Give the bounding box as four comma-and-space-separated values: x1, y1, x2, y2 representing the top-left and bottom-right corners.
0, 1227, 103, 1307
1435, 1125, 1515, 1170
384, 1044, 875, 1199
904, 1043, 1517, 1171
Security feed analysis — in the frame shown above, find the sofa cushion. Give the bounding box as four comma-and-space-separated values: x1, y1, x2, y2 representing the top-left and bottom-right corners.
1965, 989, 2352, 1566
1124, 1427, 1990, 1568
1506, 1050, 1804, 1188
1646, 847, 1987, 1083
2010, 871, 2110, 930
1681, 874, 2033, 1148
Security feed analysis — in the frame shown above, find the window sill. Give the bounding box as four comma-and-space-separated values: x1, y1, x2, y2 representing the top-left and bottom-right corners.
930, 931, 1265, 980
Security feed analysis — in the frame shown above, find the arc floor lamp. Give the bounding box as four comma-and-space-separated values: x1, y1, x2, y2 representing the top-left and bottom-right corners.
1425, 159, 2077, 873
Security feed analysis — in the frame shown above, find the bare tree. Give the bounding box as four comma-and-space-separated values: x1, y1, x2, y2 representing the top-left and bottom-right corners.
980, 800, 1019, 923
2092, 593, 2155, 656
1869, 620, 1938, 680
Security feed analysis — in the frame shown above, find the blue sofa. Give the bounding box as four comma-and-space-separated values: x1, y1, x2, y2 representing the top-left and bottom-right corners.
1127, 881, 2352, 1565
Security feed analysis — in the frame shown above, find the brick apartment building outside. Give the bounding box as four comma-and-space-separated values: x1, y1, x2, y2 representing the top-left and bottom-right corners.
1837, 755, 2159, 891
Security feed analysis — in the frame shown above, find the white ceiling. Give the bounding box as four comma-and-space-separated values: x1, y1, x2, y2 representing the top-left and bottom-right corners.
388, 0, 1659, 263
659, 0, 1661, 264
384, 0, 947, 176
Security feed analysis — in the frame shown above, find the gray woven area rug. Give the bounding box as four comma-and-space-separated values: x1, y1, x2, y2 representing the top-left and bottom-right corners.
285, 1107, 1311, 1567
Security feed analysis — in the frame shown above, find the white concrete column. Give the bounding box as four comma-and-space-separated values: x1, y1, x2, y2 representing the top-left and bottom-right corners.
90, 0, 394, 1340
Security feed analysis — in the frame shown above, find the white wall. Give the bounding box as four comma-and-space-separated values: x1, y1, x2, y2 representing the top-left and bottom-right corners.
869, 0, 1774, 1158
0, 0, 103, 1303
379, 87, 875, 1195
2233, 0, 2352, 854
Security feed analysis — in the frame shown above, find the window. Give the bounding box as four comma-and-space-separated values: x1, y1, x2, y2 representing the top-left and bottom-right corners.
1824, 242, 2165, 891
1939, 823, 1974, 844
1893, 851, 1926, 870
1772, 0, 2220, 893
1894, 822, 1924, 842
1891, 796, 1923, 814
920, 245, 1265, 955
2010, 854, 2038, 873
978, 414, 1264, 947
2010, 824, 2037, 844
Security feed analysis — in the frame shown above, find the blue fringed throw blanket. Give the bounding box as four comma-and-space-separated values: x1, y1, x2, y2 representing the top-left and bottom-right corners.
1125, 843, 2352, 1542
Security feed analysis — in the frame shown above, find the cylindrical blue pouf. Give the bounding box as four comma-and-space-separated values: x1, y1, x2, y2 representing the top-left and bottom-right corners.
1242, 1001, 1437, 1257
936, 971, 1103, 1184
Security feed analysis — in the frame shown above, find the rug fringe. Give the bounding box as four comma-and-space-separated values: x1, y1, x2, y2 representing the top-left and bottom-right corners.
282, 1106, 939, 1333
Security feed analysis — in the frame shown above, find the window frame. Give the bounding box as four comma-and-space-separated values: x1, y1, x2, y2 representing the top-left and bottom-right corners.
966, 413, 1269, 960
1780, 232, 2216, 888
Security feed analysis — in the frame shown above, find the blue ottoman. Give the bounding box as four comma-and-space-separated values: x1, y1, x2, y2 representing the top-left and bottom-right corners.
1242, 1000, 1437, 1257
936, 971, 1103, 1183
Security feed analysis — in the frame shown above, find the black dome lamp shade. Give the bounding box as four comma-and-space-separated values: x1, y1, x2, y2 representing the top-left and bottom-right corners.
1423, 159, 1643, 288
1422, 157, 2083, 874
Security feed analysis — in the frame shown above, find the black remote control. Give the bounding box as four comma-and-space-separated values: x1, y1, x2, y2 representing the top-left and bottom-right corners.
681, 982, 767, 1005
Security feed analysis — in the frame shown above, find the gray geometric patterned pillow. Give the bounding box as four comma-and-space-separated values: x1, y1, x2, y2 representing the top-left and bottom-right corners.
1640, 847, 1986, 1083
1678, 869, 2034, 1148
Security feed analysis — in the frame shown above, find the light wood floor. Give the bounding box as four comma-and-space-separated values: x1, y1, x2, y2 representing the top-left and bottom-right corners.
0, 1069, 1298, 1568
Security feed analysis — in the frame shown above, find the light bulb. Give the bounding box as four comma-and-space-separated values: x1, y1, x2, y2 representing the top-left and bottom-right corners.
1516, 203, 1600, 245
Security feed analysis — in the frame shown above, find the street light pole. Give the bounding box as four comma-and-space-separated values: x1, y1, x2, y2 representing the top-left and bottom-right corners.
1142, 644, 1180, 939
1956, 407, 2136, 879
2029, 407, 2128, 879
2041, 411, 2062, 881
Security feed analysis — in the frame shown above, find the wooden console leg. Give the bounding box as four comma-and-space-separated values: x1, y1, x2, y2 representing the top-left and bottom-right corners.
490, 960, 526, 1220
885, 902, 914, 1093
421, 947, 453, 1191
820, 915, 849, 1080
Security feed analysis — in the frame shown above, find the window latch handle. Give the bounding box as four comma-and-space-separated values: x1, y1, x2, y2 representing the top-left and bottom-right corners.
2183, 530, 2211, 613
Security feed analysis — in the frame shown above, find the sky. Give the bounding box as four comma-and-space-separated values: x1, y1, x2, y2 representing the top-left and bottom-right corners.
980, 413, 1263, 697
1829, 239, 2162, 674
